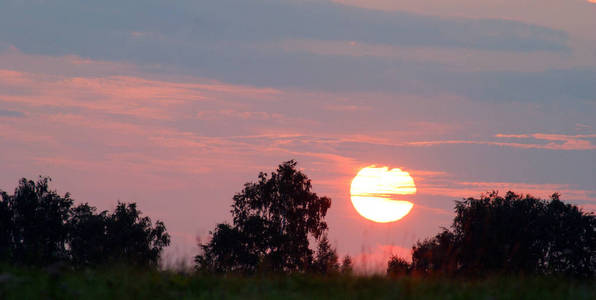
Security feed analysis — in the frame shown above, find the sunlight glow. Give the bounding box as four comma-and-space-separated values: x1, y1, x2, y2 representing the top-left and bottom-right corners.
350, 166, 416, 223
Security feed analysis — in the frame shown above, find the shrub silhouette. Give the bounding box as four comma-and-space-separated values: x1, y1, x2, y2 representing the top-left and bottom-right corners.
340, 255, 353, 274
411, 191, 596, 277
311, 235, 339, 274
194, 223, 251, 273
0, 177, 170, 267
387, 256, 410, 277
411, 230, 457, 275
196, 160, 332, 273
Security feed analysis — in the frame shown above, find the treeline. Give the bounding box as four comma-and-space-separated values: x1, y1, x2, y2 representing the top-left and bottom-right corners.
0, 178, 170, 267
196, 161, 595, 277
389, 192, 596, 277
1, 161, 595, 278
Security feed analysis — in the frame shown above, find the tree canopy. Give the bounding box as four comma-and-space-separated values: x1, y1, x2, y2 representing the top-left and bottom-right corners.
0, 177, 170, 267
196, 160, 333, 273
411, 191, 596, 277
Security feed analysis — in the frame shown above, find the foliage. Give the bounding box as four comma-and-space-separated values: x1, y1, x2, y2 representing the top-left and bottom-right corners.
103, 203, 170, 266
196, 160, 332, 273
0, 178, 73, 265
68, 203, 108, 266
411, 230, 457, 274
195, 223, 252, 273
412, 191, 596, 277
0, 191, 14, 260
340, 255, 353, 274
311, 235, 339, 274
0, 177, 170, 267
387, 256, 410, 277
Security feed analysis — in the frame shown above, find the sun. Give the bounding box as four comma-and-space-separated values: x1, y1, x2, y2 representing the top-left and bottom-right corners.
350, 166, 416, 223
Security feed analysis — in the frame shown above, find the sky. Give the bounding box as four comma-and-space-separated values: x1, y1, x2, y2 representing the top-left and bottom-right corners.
0, 0, 595, 271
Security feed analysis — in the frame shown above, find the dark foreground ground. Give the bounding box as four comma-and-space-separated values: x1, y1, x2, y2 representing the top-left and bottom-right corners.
0, 266, 594, 300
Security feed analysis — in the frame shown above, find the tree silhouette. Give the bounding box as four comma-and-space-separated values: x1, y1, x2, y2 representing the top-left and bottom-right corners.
537, 193, 595, 276
0, 177, 170, 267
411, 191, 596, 277
411, 229, 457, 274
311, 235, 339, 274
68, 203, 108, 266
103, 203, 170, 266
196, 160, 332, 273
387, 256, 410, 277
340, 255, 353, 275
3, 178, 73, 265
0, 191, 14, 260
195, 223, 253, 273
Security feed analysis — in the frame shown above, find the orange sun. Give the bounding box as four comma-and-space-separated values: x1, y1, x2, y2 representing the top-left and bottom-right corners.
350, 166, 416, 223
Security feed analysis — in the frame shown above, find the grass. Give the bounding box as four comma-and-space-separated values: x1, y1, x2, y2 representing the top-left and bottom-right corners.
0, 266, 594, 300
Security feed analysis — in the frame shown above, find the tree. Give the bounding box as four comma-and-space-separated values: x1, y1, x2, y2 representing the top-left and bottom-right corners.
4, 178, 73, 265
0, 191, 13, 260
195, 223, 254, 273
451, 191, 549, 274
340, 255, 353, 275
0, 177, 170, 267
196, 160, 332, 273
411, 191, 596, 277
541, 193, 596, 276
69, 202, 170, 267
387, 256, 410, 277
68, 203, 108, 266
411, 230, 457, 274
311, 235, 339, 274
103, 202, 170, 266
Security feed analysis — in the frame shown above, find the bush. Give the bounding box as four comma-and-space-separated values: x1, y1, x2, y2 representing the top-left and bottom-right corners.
387, 256, 410, 277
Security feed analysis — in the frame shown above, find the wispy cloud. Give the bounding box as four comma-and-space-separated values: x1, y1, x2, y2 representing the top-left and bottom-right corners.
414, 169, 596, 203
409, 133, 596, 151
0, 109, 24, 118
0, 68, 280, 121
276, 39, 590, 72
496, 133, 596, 150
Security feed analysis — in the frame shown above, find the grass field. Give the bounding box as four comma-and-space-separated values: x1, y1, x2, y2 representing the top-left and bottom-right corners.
0, 266, 594, 300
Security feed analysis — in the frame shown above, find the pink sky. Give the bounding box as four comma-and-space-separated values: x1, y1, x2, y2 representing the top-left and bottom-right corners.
1, 0, 595, 272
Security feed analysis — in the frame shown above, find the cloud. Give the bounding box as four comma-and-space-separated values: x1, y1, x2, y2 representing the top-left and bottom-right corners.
496, 133, 596, 150
254, 130, 596, 152
414, 169, 596, 203
0, 0, 568, 53
0, 109, 25, 118
453, 68, 596, 102
0, 66, 279, 121
196, 110, 286, 122
331, 0, 596, 41
0, 0, 583, 99
408, 133, 596, 151
276, 39, 589, 72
